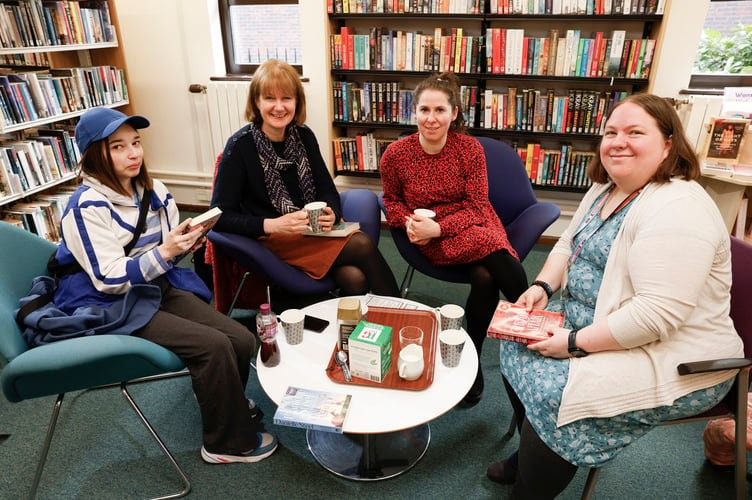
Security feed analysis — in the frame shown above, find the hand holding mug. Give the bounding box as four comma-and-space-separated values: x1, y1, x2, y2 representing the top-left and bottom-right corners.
405, 208, 438, 245
317, 206, 336, 232
265, 210, 309, 235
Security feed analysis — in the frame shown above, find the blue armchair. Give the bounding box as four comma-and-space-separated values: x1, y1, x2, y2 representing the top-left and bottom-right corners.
379, 136, 561, 297
207, 188, 382, 316
0, 222, 190, 499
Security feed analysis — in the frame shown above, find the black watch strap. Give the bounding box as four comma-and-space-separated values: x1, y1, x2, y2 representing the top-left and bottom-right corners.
568, 329, 589, 357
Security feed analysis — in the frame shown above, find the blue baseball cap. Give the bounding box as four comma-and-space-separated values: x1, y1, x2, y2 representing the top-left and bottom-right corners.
75, 107, 150, 153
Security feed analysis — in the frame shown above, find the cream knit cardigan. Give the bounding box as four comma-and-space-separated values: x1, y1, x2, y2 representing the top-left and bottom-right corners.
554, 179, 743, 427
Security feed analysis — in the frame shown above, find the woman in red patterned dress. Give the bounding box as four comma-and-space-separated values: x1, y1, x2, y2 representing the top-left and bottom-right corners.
381, 72, 528, 406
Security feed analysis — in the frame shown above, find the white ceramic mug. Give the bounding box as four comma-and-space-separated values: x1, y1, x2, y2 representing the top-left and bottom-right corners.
397, 344, 424, 381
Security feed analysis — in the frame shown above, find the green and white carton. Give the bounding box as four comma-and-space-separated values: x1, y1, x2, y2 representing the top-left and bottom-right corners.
348, 321, 393, 383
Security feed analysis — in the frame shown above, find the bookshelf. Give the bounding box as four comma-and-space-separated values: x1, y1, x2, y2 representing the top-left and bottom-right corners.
0, 0, 130, 242
327, 1, 666, 194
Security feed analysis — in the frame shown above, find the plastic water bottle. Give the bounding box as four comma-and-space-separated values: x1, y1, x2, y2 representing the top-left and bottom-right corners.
256, 303, 280, 367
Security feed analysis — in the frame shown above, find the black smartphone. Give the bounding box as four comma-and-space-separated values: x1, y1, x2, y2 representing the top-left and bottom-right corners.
304, 314, 330, 333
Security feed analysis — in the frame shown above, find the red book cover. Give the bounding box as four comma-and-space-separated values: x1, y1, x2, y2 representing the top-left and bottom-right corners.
492, 28, 501, 73
487, 300, 564, 344
590, 32, 603, 78
499, 28, 507, 74
459, 36, 468, 73
520, 37, 529, 75
355, 135, 365, 171
530, 143, 541, 181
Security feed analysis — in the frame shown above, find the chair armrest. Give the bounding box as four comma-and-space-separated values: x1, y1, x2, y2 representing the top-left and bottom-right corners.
677, 358, 752, 375
504, 202, 560, 261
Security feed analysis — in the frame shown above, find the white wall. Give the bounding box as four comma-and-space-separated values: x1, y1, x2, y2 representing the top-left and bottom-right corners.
114, 0, 330, 205
114, 0, 713, 224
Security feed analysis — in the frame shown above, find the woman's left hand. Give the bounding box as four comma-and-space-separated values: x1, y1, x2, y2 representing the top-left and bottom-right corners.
318, 207, 336, 231
405, 214, 440, 245
526, 326, 570, 358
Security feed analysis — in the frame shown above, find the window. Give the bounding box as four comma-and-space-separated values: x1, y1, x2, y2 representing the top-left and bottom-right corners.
218, 0, 302, 76
690, 0, 752, 90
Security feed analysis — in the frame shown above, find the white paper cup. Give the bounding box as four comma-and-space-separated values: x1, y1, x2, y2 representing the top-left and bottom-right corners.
439, 329, 465, 368
279, 308, 304, 345
304, 201, 327, 233
439, 304, 465, 331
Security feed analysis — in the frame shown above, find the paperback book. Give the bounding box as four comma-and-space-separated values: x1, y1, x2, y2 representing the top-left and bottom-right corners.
487, 300, 565, 344
303, 221, 360, 237
273, 386, 352, 434
175, 206, 222, 263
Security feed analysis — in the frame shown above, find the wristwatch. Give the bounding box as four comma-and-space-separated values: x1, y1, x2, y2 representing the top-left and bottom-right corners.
568, 329, 589, 358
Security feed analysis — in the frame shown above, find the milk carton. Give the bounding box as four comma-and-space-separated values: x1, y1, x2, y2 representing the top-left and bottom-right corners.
347, 321, 392, 383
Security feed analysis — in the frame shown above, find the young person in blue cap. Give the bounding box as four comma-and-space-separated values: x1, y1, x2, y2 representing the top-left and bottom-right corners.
47, 107, 277, 464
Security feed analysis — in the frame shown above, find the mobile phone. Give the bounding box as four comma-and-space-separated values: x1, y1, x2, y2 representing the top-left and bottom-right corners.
304, 314, 330, 333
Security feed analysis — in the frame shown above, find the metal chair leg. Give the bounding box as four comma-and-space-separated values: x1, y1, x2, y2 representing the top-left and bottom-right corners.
227, 271, 251, 318
400, 266, 415, 298
733, 368, 750, 500
29, 393, 64, 500
506, 412, 518, 437
581, 467, 601, 500
120, 382, 191, 499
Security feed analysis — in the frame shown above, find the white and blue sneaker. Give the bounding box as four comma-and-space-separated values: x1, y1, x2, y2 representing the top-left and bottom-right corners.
201, 432, 278, 464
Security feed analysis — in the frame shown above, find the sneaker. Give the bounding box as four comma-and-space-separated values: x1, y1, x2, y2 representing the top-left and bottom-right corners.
247, 398, 263, 420
201, 432, 278, 464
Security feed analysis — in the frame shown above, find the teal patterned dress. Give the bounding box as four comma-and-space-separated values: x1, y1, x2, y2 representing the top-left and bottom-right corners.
500, 189, 733, 467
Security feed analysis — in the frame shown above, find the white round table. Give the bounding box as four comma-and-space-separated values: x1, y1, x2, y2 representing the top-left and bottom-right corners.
256, 296, 478, 480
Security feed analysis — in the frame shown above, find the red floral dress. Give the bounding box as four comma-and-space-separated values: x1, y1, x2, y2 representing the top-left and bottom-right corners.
380, 132, 518, 266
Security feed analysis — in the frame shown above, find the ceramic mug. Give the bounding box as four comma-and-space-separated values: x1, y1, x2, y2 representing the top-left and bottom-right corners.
398, 344, 424, 381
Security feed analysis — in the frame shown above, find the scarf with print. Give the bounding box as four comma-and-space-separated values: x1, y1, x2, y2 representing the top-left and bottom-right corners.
250, 123, 316, 215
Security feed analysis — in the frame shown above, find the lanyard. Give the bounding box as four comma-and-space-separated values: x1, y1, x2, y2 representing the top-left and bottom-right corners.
568, 186, 641, 267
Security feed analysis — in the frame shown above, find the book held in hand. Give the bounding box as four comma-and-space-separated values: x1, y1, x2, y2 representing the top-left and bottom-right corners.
487, 300, 564, 344
273, 386, 352, 434
303, 221, 360, 237
175, 207, 222, 263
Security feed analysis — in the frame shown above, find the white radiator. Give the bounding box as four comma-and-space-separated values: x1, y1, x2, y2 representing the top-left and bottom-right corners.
190, 81, 251, 159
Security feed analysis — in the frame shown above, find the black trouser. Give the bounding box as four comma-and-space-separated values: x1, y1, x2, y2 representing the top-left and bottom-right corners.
134, 277, 259, 455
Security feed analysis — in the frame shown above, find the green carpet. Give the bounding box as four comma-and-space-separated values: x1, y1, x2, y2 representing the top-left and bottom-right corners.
0, 229, 742, 499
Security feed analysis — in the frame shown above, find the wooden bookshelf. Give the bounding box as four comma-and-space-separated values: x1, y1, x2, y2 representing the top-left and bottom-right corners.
0, 0, 131, 242
327, 1, 667, 194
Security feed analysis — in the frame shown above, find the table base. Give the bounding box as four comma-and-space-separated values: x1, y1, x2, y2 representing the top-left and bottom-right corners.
306, 424, 430, 481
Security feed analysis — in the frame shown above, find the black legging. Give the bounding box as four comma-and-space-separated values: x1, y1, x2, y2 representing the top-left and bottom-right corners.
464, 249, 528, 357
330, 232, 400, 297
503, 377, 578, 499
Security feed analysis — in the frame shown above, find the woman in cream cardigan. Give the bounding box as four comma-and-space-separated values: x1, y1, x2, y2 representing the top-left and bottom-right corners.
486, 93, 744, 498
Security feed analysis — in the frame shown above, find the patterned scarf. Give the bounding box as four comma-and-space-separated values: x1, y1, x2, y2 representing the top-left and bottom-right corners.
250, 123, 316, 214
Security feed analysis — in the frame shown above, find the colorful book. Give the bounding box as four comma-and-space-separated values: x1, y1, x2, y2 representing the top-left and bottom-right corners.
273, 386, 352, 434
487, 300, 565, 344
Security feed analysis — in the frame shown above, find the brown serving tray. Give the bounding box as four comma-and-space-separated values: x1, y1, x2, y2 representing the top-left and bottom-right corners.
326, 306, 438, 391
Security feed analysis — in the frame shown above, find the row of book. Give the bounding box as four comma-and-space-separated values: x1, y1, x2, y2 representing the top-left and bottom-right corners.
331, 26, 654, 80
516, 142, 595, 188
332, 134, 396, 173
329, 0, 665, 15
0, 65, 127, 129
332, 133, 594, 190
489, 0, 665, 15
477, 88, 628, 134
332, 27, 484, 74
486, 28, 655, 79
0, 1, 115, 49
329, 0, 485, 14
0, 127, 80, 200
1, 184, 75, 243
333, 80, 480, 126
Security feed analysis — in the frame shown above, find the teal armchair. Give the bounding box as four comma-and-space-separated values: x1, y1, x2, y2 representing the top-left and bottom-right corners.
0, 222, 190, 499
